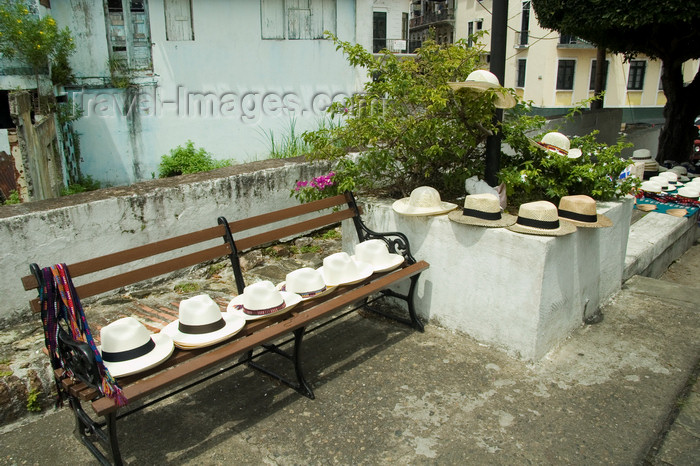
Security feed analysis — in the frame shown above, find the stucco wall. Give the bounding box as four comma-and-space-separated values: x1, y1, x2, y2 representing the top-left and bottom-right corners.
0, 157, 331, 325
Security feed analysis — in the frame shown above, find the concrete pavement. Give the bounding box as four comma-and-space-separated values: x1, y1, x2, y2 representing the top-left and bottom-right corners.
0, 229, 698, 464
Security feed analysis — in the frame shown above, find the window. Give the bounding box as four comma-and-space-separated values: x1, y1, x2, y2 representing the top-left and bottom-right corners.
658, 66, 664, 90
627, 60, 646, 90
516, 59, 526, 88
105, 0, 152, 70
165, 0, 193, 41
402, 12, 408, 41
476, 20, 483, 31
559, 34, 576, 45
261, 0, 337, 40
373, 11, 387, 53
467, 21, 474, 47
556, 59, 575, 90
589, 59, 609, 90
520, 1, 530, 45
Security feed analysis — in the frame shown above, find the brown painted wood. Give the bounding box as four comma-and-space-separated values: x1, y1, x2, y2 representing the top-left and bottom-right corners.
91, 261, 428, 416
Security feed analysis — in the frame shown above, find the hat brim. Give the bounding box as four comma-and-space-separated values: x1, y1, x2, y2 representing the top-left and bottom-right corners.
448, 81, 516, 109
392, 198, 458, 216
227, 291, 302, 321
276, 282, 336, 301
448, 209, 517, 227
558, 214, 613, 228
350, 253, 404, 273
101, 333, 175, 378
507, 219, 577, 236
161, 312, 246, 348
317, 261, 375, 287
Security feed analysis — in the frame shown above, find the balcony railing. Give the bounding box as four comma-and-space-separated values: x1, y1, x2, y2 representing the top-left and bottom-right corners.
409, 9, 455, 29
557, 35, 595, 48
514, 31, 529, 48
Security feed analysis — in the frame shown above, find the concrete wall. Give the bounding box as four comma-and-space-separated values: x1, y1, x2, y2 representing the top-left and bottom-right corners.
0, 157, 331, 325
344, 196, 633, 360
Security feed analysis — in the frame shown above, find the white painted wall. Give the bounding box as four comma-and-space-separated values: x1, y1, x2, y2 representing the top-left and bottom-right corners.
0, 129, 9, 154
343, 196, 633, 360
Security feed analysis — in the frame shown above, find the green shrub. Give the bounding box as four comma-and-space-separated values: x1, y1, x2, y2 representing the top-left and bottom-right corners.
158, 140, 232, 178
60, 175, 101, 196
26, 388, 41, 412
2, 190, 20, 205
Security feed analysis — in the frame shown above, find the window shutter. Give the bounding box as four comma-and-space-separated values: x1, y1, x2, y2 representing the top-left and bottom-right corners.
261, 0, 285, 39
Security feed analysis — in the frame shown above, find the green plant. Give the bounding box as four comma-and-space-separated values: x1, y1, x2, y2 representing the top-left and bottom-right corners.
107, 56, 133, 89
0, 369, 13, 377
2, 190, 20, 205
158, 140, 232, 178
302, 33, 505, 199
499, 103, 640, 206
60, 175, 101, 196
174, 282, 200, 294
206, 262, 226, 278
317, 228, 341, 240
260, 116, 311, 159
26, 388, 41, 412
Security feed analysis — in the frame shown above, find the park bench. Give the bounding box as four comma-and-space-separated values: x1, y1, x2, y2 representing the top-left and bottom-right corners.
21, 191, 429, 465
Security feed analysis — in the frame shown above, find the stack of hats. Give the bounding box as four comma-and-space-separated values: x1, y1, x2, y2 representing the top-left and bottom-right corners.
648, 175, 676, 192
317, 252, 374, 286
163, 294, 246, 348
351, 239, 405, 273
631, 149, 659, 180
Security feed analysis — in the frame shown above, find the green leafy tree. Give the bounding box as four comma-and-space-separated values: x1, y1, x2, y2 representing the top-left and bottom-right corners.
0, 0, 75, 106
531, 0, 700, 164
303, 34, 511, 199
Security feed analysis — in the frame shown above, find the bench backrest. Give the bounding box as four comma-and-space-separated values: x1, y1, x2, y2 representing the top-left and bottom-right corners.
21, 192, 364, 309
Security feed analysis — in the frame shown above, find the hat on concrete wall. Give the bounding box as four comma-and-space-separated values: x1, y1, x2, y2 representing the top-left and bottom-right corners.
531, 132, 582, 159
557, 195, 613, 228
448, 193, 516, 227
392, 186, 458, 216
447, 69, 517, 109
507, 201, 577, 236
100, 317, 174, 377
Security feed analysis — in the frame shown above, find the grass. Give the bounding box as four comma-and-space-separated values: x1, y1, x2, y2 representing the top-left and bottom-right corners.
206, 262, 226, 278
174, 282, 200, 293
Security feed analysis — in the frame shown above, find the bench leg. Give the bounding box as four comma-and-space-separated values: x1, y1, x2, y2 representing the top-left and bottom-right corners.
68, 396, 123, 465
365, 275, 425, 332
246, 327, 315, 399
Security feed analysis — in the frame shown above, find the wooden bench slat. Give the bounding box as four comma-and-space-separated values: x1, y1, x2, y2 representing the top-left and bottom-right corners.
235, 208, 355, 251
226, 194, 349, 235
91, 260, 429, 416
21, 225, 226, 291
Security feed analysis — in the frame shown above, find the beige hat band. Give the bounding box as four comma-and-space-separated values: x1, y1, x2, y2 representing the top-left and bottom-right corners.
102, 339, 156, 363
178, 317, 225, 335
280, 284, 327, 299
516, 216, 560, 230
463, 208, 502, 221
558, 209, 597, 224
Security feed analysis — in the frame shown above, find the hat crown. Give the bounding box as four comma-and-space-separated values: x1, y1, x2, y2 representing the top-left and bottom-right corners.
640, 181, 662, 192
558, 195, 597, 217
540, 132, 571, 151
677, 186, 700, 198
463, 193, 500, 214
466, 69, 501, 86
632, 149, 652, 160
659, 171, 678, 182
101, 317, 152, 353
243, 281, 285, 311
670, 166, 688, 175
178, 294, 222, 325
355, 239, 391, 263
285, 268, 325, 294
517, 200, 560, 222
323, 252, 363, 283
408, 186, 443, 208
649, 176, 670, 188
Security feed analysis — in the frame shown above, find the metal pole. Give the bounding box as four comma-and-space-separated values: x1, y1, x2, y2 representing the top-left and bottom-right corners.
484, 0, 508, 186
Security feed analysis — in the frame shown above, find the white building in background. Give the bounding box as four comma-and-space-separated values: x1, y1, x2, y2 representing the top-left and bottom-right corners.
45, 0, 409, 186
411, 0, 699, 124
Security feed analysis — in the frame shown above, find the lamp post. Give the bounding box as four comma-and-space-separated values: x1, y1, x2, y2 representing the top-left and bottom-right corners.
484, 0, 508, 187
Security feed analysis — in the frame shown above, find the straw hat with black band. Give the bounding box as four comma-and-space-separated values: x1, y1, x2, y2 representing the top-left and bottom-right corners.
557, 195, 613, 228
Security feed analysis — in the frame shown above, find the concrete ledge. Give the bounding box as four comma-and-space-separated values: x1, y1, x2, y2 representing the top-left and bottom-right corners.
624, 211, 699, 280
343, 196, 634, 361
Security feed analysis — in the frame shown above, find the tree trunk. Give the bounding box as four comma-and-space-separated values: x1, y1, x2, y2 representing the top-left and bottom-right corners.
657, 60, 700, 164
591, 46, 606, 110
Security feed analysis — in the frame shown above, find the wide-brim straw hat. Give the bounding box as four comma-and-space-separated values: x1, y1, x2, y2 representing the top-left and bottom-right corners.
227, 280, 302, 321
317, 252, 374, 286
351, 239, 405, 273
448, 69, 517, 109
507, 200, 577, 236
162, 294, 246, 348
659, 171, 684, 188
99, 317, 175, 378
676, 186, 700, 200
392, 186, 458, 216
649, 176, 676, 192
557, 195, 612, 228
530, 132, 582, 159
448, 193, 516, 227
277, 267, 335, 301
640, 181, 662, 193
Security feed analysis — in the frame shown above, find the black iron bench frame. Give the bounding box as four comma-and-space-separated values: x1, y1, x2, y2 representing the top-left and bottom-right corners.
21, 191, 429, 465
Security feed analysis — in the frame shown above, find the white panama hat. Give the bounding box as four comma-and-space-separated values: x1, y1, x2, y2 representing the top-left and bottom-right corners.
649, 176, 676, 192
277, 267, 335, 300
162, 294, 245, 348
317, 252, 374, 287
639, 181, 662, 193
227, 280, 302, 321
100, 317, 174, 378
448, 193, 516, 227
507, 200, 577, 236
531, 132, 582, 159
676, 186, 700, 200
351, 239, 405, 273
392, 186, 458, 216
659, 171, 684, 187
448, 69, 517, 109
557, 195, 612, 228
